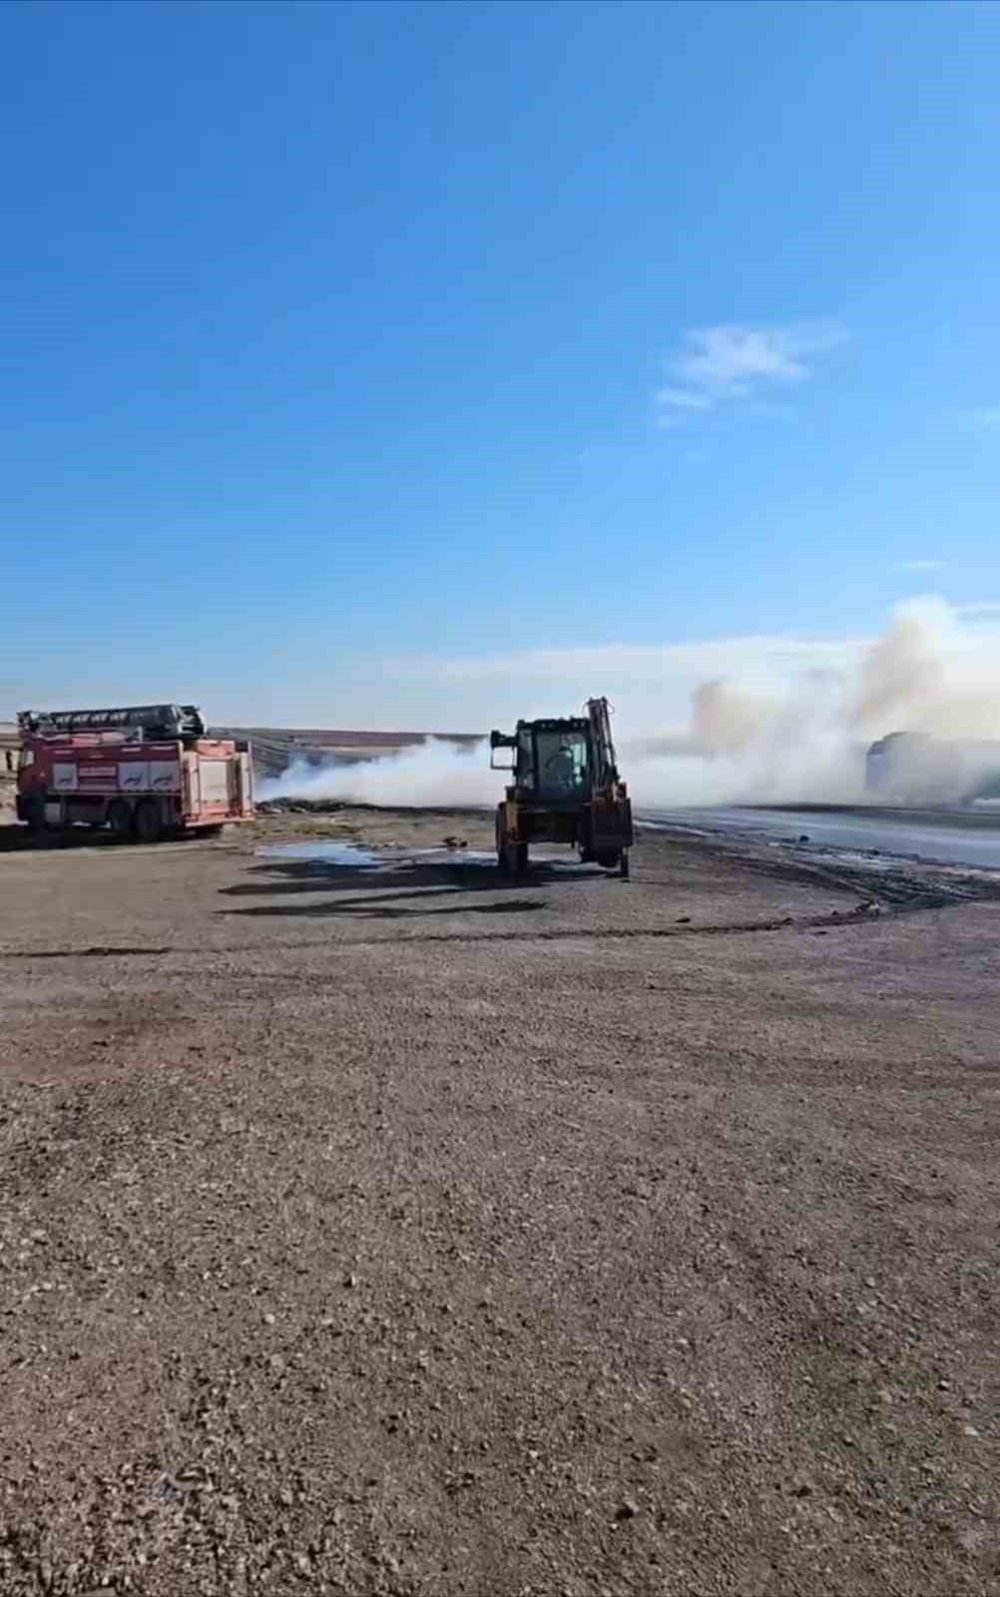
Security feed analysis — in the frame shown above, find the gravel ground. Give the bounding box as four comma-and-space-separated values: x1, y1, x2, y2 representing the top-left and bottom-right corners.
0, 814, 998, 1596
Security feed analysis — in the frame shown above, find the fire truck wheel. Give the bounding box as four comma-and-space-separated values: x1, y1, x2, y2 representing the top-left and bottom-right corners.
23, 795, 47, 834
134, 799, 163, 844
108, 800, 135, 840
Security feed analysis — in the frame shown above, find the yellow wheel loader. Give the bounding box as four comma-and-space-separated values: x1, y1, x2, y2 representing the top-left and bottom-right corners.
490, 697, 634, 878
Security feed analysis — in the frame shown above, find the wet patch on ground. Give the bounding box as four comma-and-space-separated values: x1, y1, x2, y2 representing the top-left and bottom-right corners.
255, 841, 585, 874
644, 818, 1000, 915
256, 840, 383, 868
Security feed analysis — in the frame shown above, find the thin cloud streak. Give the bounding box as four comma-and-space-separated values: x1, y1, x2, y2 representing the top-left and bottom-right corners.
970, 406, 1000, 430
657, 320, 849, 422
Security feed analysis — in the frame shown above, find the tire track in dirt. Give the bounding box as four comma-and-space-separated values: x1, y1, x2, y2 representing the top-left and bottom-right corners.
0, 905, 903, 961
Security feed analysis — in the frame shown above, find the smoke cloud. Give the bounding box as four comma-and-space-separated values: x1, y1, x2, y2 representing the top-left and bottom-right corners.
260, 599, 1000, 810
259, 739, 496, 808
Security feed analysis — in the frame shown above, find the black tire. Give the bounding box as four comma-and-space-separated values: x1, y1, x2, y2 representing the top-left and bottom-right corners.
620, 850, 630, 880
595, 850, 621, 871
108, 799, 135, 840
134, 799, 163, 844
23, 795, 47, 834
499, 840, 525, 875
496, 813, 507, 871
496, 809, 526, 875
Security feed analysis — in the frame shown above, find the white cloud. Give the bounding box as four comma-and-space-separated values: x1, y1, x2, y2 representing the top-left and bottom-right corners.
893, 559, 946, 574
957, 602, 1000, 622
383, 599, 1000, 738
400, 631, 869, 735
430, 634, 864, 685
657, 320, 849, 421
655, 386, 712, 412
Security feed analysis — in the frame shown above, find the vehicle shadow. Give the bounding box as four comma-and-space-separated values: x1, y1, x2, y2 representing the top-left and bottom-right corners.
225, 895, 546, 921
219, 854, 615, 918
0, 822, 208, 855
0, 821, 117, 854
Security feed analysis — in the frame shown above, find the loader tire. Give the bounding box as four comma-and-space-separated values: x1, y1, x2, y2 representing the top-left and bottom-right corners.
499, 840, 526, 876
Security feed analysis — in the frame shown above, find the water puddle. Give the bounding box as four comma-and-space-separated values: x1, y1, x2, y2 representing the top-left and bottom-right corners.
255, 841, 578, 874
256, 841, 382, 868
408, 847, 498, 866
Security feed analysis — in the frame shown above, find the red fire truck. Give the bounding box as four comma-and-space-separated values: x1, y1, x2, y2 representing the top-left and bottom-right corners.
16, 704, 254, 841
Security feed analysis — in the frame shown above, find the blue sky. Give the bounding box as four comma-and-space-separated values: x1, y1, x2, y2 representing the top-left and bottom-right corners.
2, 0, 998, 728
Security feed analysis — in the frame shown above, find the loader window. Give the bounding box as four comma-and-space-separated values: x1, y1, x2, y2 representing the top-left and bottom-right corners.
516, 729, 535, 790
535, 731, 588, 798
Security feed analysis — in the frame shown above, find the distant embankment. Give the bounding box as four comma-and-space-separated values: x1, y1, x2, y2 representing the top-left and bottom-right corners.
211, 727, 481, 781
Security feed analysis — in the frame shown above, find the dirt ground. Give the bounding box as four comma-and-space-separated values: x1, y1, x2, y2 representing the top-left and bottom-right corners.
0, 810, 998, 1596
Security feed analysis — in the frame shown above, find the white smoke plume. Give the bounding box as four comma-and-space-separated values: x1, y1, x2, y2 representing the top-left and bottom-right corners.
259, 739, 496, 808
260, 598, 1000, 810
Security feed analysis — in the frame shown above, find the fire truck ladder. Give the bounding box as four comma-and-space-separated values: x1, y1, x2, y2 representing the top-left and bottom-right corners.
17, 704, 207, 741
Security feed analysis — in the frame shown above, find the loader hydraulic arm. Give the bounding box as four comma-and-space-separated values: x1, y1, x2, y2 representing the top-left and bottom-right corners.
585, 697, 620, 788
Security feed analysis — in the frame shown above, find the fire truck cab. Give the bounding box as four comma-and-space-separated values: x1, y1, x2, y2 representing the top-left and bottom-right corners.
16, 704, 254, 842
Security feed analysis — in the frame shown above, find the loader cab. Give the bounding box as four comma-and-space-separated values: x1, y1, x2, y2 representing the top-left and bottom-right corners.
524, 724, 590, 800
492, 717, 592, 802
